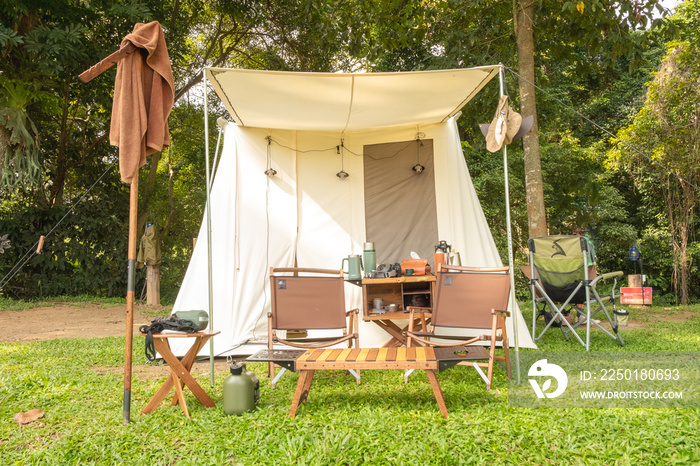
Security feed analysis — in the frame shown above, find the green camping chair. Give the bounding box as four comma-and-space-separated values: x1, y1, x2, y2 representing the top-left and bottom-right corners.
526, 235, 627, 350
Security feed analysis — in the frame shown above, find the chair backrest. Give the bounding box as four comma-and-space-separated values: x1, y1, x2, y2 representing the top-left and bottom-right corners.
528, 235, 594, 303
269, 268, 347, 330
431, 265, 511, 330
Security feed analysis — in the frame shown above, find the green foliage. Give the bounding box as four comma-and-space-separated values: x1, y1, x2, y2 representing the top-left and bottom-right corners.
591, 185, 638, 273
0, 0, 695, 308
0, 78, 42, 188
0, 189, 129, 299
605, 3, 700, 304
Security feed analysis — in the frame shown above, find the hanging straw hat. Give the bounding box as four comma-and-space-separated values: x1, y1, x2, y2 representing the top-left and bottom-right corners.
484, 95, 523, 153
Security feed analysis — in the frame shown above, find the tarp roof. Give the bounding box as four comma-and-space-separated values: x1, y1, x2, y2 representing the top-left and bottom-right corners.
206, 66, 500, 132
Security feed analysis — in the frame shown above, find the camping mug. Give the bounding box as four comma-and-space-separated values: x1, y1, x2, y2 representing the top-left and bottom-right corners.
372, 298, 384, 310
342, 255, 363, 280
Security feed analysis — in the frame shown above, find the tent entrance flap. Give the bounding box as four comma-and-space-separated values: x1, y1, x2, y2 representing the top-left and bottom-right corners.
364, 139, 438, 265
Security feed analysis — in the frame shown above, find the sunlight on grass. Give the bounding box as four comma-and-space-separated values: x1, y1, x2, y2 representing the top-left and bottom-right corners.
0, 302, 699, 463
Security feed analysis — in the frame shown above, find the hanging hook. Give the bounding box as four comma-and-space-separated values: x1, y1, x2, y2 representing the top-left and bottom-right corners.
412, 134, 425, 174
264, 135, 276, 176
336, 138, 349, 179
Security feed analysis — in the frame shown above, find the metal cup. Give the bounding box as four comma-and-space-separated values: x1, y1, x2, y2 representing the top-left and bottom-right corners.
342, 254, 363, 280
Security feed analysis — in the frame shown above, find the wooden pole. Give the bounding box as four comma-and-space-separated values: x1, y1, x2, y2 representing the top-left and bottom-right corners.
124, 176, 139, 424
79, 43, 137, 83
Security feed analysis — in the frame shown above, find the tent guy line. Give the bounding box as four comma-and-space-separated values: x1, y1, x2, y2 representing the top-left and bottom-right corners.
505, 66, 700, 192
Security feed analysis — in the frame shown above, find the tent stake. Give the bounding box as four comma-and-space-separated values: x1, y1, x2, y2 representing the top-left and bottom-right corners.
124, 176, 138, 424
499, 64, 521, 384
36, 236, 45, 254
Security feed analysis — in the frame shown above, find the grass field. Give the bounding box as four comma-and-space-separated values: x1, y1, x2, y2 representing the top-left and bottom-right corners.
1, 303, 699, 464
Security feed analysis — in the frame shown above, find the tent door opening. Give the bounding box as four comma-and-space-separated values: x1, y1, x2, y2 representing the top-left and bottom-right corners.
364, 139, 438, 265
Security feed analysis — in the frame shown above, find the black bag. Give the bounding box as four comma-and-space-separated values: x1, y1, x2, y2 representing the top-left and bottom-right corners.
139, 315, 199, 361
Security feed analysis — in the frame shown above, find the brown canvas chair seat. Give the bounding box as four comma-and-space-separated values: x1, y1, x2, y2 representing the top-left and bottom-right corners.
405, 264, 512, 390
268, 267, 360, 387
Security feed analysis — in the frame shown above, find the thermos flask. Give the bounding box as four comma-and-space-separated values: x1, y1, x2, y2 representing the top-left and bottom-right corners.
363, 242, 376, 277
434, 240, 450, 270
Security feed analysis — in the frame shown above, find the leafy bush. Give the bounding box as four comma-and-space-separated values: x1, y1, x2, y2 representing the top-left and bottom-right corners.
0, 196, 128, 299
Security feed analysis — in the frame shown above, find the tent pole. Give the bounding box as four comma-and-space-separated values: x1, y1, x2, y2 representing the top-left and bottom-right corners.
204, 68, 215, 388
123, 176, 138, 424
499, 64, 521, 383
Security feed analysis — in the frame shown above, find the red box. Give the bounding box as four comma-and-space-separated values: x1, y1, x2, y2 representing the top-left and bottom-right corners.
620, 287, 652, 305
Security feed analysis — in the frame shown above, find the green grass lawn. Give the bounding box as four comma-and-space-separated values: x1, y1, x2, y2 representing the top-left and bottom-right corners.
1, 303, 699, 465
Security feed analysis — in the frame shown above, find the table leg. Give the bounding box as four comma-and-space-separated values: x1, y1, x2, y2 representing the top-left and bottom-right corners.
167, 335, 212, 407
142, 339, 182, 415
373, 320, 408, 347
159, 337, 215, 408
141, 335, 215, 415
171, 371, 189, 417
425, 370, 448, 419
289, 370, 315, 418
374, 317, 432, 348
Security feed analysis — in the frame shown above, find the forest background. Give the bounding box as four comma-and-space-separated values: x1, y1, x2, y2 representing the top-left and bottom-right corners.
0, 0, 698, 305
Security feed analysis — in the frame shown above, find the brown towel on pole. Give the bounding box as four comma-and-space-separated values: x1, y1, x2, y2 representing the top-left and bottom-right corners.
110, 21, 174, 183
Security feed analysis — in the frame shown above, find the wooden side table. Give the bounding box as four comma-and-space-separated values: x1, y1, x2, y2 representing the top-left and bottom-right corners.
140, 330, 220, 418
361, 275, 435, 347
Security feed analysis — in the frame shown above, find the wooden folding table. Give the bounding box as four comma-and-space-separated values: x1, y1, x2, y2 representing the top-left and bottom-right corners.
248, 346, 487, 419
140, 330, 219, 418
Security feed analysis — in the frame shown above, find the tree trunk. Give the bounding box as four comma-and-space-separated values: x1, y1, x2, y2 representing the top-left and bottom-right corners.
0, 126, 8, 183
49, 80, 72, 207
663, 176, 693, 306
679, 182, 694, 305
515, 0, 548, 239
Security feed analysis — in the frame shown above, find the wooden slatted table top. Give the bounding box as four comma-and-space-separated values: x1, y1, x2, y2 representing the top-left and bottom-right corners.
296, 347, 439, 371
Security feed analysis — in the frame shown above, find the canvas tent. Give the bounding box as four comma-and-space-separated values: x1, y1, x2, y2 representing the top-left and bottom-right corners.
171, 66, 537, 357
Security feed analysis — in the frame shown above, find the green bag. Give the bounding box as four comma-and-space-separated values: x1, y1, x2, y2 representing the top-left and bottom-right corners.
175, 310, 209, 331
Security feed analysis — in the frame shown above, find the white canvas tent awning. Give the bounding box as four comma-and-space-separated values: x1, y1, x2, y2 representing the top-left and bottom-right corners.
207, 66, 500, 132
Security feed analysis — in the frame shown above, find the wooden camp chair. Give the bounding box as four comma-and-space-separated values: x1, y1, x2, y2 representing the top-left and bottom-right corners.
268, 267, 360, 387
405, 264, 511, 390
